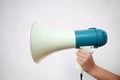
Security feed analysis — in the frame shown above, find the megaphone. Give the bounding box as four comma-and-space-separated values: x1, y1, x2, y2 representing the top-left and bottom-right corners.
30, 22, 107, 63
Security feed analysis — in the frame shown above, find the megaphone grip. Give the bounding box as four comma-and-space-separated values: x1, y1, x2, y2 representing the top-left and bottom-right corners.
75, 46, 94, 72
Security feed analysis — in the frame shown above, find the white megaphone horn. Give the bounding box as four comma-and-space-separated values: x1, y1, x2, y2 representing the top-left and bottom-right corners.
30, 22, 107, 64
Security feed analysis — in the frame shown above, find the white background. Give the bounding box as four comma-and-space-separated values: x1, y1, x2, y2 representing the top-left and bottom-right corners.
0, 0, 120, 80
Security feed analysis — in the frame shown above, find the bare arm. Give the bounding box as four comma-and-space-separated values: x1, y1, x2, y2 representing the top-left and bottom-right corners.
76, 49, 120, 80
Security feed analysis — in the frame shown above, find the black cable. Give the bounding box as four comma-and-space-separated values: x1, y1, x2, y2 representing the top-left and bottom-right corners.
80, 73, 83, 80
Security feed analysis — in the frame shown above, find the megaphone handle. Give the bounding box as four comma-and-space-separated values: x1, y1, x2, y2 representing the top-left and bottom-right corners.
75, 46, 94, 80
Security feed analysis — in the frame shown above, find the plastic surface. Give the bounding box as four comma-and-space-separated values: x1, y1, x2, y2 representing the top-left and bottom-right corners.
30, 22, 75, 63
75, 28, 107, 48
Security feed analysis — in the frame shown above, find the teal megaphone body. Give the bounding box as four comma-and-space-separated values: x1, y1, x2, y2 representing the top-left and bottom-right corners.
75, 28, 107, 48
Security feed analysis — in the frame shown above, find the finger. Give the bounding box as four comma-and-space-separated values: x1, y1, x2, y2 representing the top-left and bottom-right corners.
78, 49, 91, 56
76, 49, 85, 55
77, 58, 83, 65
77, 49, 89, 58
77, 58, 85, 66
77, 53, 87, 59
77, 56, 86, 62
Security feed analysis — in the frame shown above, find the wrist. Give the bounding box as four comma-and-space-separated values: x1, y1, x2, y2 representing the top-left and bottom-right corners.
87, 64, 98, 76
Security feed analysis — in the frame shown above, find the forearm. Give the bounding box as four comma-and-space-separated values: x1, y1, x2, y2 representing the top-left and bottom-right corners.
88, 65, 120, 80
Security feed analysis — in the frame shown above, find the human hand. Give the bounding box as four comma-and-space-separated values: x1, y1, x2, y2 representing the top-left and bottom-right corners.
76, 49, 120, 80
76, 49, 96, 73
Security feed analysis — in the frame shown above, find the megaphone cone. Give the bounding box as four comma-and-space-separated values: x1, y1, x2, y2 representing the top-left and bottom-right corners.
30, 22, 75, 63
30, 22, 107, 63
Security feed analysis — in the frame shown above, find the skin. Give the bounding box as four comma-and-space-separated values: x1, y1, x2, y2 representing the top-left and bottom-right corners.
76, 49, 120, 80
